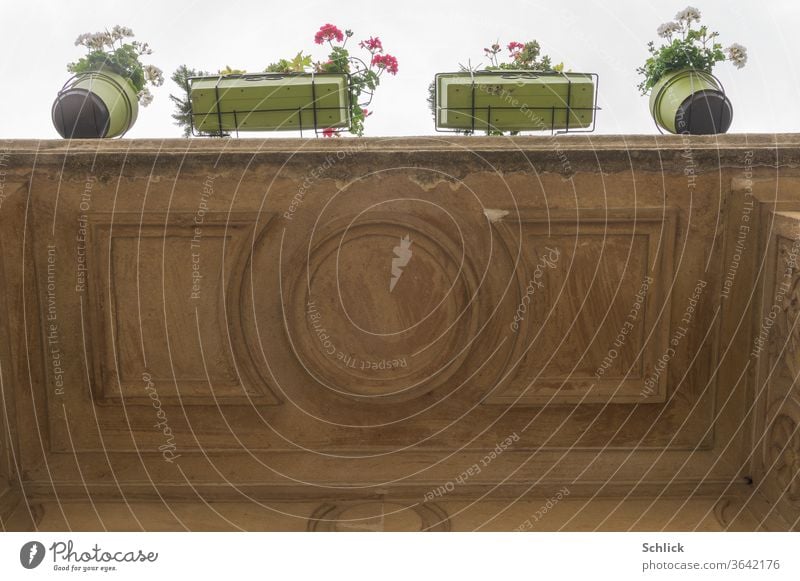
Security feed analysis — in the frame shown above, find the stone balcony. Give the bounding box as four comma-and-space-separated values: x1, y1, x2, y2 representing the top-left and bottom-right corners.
0, 134, 798, 531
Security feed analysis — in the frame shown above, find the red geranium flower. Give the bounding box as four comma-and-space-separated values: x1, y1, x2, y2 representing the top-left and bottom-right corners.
322, 127, 340, 138
507, 41, 524, 55
359, 36, 383, 52
315, 23, 344, 44
371, 53, 398, 75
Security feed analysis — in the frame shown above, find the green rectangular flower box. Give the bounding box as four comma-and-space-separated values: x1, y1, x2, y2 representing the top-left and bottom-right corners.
189, 73, 350, 133
435, 71, 596, 132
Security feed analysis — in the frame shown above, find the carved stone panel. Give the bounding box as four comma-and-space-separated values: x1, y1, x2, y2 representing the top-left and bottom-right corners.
234, 207, 485, 407
764, 409, 800, 503
486, 208, 676, 404
86, 212, 280, 404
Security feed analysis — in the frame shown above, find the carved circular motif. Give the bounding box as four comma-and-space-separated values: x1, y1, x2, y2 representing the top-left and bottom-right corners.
308, 502, 450, 531
775, 263, 800, 380
765, 413, 800, 502
289, 213, 479, 402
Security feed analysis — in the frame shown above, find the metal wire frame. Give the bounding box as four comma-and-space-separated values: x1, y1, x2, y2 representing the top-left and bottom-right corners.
433, 70, 600, 136
187, 71, 354, 138
650, 69, 731, 135
53, 71, 137, 139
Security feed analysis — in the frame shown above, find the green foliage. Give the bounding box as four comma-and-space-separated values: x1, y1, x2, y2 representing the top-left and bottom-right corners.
170, 65, 209, 137
487, 41, 556, 72
218, 65, 246, 76
68, 27, 162, 105
636, 8, 746, 95
170, 24, 397, 137
637, 25, 724, 94
69, 45, 145, 91
265, 52, 313, 73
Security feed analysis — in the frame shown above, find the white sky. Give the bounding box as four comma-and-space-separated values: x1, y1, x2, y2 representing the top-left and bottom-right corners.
1, 0, 798, 138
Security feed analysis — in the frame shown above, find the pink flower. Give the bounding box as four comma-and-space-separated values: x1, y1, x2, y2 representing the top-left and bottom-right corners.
314, 23, 344, 44
322, 128, 340, 138
507, 41, 524, 55
359, 36, 383, 52
371, 53, 398, 75
361, 108, 371, 117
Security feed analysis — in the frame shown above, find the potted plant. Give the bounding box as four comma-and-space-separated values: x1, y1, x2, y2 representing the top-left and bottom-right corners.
637, 6, 747, 135
430, 40, 597, 135
52, 26, 163, 138
170, 23, 398, 137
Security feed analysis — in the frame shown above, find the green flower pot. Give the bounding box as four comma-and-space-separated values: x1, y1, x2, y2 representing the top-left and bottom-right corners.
434, 71, 596, 132
648, 68, 732, 135
189, 73, 350, 133
52, 70, 139, 138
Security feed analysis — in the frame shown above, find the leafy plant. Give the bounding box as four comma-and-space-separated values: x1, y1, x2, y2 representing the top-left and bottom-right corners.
268, 24, 398, 136
637, 6, 747, 95
483, 40, 562, 73
428, 40, 562, 135
170, 65, 215, 137
69, 26, 163, 106
265, 52, 313, 73
171, 24, 398, 137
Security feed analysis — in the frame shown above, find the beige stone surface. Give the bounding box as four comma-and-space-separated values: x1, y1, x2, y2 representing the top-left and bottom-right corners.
0, 135, 799, 531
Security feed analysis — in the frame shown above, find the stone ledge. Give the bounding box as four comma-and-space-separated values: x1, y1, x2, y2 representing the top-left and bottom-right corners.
1, 133, 799, 156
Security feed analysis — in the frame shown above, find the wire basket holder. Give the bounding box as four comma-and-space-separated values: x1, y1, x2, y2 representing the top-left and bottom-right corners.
347, 55, 376, 111
187, 71, 353, 138
54, 71, 137, 139
434, 70, 600, 135
650, 69, 730, 135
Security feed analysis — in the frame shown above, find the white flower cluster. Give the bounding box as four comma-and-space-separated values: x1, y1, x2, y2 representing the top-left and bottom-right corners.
137, 87, 154, 107
75, 26, 138, 51
74, 32, 113, 51
726, 43, 748, 69
131, 41, 153, 56
675, 6, 702, 23
110, 25, 134, 41
72, 25, 162, 106
143, 64, 164, 86
657, 21, 683, 39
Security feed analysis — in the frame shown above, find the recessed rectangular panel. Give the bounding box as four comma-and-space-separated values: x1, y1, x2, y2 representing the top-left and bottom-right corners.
487, 208, 676, 404
86, 213, 278, 404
